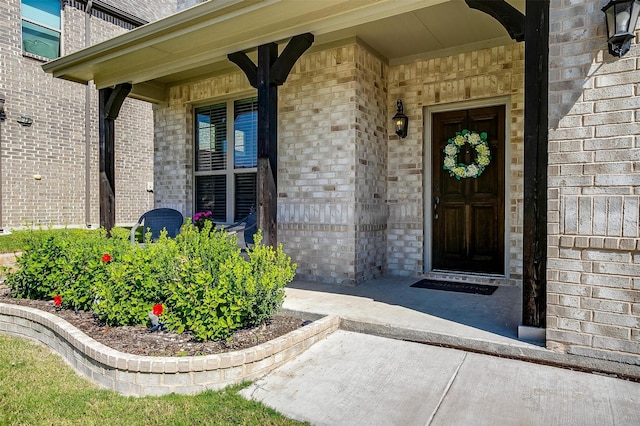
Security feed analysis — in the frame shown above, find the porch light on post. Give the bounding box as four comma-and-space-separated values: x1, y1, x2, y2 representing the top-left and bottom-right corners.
393, 99, 408, 138
602, 0, 640, 57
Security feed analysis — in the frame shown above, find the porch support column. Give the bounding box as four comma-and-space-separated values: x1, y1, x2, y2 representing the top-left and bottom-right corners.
522, 1, 549, 329
99, 83, 131, 233
229, 33, 314, 246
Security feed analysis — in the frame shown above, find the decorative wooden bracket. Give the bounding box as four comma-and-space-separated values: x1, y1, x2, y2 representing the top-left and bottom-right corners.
229, 33, 314, 89
228, 33, 314, 246
99, 83, 132, 233
227, 51, 258, 88
465, 0, 525, 42
271, 32, 315, 85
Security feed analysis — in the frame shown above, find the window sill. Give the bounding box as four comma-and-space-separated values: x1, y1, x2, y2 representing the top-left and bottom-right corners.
22, 52, 56, 63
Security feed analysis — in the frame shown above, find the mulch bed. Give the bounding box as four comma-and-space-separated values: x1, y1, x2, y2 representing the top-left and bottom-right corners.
0, 285, 305, 357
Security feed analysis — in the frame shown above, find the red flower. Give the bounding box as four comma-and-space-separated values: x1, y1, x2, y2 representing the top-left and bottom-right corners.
101, 253, 112, 263
152, 303, 163, 316
53, 295, 62, 307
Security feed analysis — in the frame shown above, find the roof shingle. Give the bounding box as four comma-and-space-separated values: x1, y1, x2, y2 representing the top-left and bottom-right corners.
106, 0, 177, 23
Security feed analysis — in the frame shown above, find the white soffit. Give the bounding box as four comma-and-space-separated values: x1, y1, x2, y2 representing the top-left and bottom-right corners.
43, 0, 523, 103
44, 0, 446, 87
322, 0, 522, 64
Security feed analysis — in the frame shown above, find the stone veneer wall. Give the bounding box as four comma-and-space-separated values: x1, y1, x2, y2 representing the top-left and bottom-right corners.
547, 0, 640, 364
0, 0, 154, 228
387, 43, 526, 278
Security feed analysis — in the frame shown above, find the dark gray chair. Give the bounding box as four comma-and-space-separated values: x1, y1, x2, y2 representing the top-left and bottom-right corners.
223, 210, 257, 250
130, 208, 183, 243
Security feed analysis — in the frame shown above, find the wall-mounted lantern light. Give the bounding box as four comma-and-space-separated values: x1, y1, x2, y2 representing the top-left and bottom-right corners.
0, 95, 5, 121
17, 115, 33, 127
603, 0, 640, 57
393, 99, 408, 138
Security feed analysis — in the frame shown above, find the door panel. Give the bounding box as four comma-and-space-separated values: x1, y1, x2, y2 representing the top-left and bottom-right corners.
441, 204, 465, 261
469, 203, 498, 261
432, 106, 505, 274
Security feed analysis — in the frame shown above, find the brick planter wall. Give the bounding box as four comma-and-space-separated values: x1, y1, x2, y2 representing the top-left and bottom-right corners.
0, 303, 339, 396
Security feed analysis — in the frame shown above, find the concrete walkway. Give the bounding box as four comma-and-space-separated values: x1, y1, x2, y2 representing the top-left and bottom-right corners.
240, 276, 640, 425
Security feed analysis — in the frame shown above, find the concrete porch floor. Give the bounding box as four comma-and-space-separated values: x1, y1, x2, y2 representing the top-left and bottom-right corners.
282, 275, 640, 379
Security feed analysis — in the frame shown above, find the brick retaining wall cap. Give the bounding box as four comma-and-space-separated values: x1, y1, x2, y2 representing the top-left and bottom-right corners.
0, 303, 339, 396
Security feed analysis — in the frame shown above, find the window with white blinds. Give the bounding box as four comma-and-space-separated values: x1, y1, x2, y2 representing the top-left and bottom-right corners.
195, 97, 257, 223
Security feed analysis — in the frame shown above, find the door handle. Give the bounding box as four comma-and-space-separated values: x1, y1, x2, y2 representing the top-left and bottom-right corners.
434, 196, 440, 210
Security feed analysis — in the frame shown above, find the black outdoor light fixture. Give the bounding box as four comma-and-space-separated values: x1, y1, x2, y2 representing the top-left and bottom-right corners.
603, 0, 640, 57
17, 115, 33, 127
393, 99, 408, 138
0, 95, 5, 121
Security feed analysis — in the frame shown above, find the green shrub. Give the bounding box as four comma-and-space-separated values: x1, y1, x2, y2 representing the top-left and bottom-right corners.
4, 230, 68, 300
3, 222, 297, 341
91, 229, 181, 326
4, 228, 120, 311
163, 254, 247, 340
163, 225, 296, 341
228, 232, 296, 327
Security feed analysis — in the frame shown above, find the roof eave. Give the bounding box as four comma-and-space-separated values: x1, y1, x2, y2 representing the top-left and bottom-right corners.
43, 0, 449, 103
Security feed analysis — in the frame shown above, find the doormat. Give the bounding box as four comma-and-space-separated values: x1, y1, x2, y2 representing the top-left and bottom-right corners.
410, 279, 498, 295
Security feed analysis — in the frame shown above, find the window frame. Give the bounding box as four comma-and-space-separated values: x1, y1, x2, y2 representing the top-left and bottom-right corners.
193, 95, 258, 224
20, 0, 63, 60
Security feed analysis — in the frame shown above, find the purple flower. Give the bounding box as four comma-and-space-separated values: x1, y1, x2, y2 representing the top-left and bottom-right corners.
193, 211, 212, 222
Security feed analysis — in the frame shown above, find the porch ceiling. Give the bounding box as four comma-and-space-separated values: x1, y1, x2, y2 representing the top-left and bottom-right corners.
43, 0, 525, 104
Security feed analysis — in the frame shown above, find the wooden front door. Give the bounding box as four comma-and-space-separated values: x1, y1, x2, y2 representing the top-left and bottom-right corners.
431, 106, 505, 274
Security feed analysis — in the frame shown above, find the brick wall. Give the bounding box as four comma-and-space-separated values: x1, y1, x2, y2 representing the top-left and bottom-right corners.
84, 1, 156, 226
0, 0, 155, 229
155, 43, 387, 284
353, 46, 388, 282
0, 302, 340, 396
280, 44, 382, 284
279, 43, 390, 284
387, 44, 526, 278
547, 0, 640, 364
278, 45, 359, 283
155, 40, 526, 285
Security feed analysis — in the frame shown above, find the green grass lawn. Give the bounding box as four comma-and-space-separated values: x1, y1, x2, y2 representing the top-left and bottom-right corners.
0, 230, 32, 253
0, 228, 146, 253
0, 229, 97, 254
0, 334, 305, 425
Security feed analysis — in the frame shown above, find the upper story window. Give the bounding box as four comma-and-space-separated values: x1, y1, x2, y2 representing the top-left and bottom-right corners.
195, 97, 258, 223
21, 0, 61, 60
